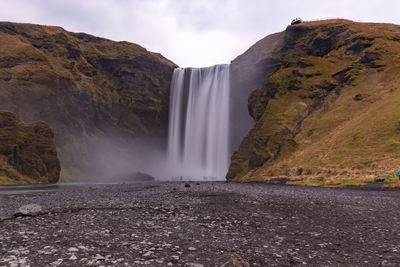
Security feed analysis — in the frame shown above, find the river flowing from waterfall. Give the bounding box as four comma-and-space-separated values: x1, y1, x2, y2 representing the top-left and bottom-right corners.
167, 64, 230, 180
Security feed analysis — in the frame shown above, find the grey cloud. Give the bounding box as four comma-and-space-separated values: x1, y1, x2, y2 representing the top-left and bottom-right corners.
1, 0, 400, 66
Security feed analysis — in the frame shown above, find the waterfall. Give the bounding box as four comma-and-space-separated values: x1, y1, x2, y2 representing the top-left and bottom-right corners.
167, 64, 230, 180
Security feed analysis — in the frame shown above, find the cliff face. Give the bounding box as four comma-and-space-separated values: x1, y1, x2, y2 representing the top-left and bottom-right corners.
0, 22, 177, 180
0, 111, 60, 185
229, 32, 284, 152
228, 19, 400, 182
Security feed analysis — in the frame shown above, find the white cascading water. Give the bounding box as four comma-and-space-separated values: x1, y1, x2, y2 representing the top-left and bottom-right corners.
167, 64, 230, 180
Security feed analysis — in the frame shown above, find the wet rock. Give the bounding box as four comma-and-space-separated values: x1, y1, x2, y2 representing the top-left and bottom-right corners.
14, 204, 43, 217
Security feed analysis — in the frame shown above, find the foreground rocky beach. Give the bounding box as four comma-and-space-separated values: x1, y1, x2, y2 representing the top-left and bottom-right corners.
1, 182, 400, 266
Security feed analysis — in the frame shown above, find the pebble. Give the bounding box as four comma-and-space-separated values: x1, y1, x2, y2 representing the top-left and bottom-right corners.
95, 254, 105, 261
69, 254, 77, 260
188, 247, 197, 251
273, 253, 282, 258
143, 251, 153, 257
171, 255, 180, 262
49, 259, 63, 266
68, 247, 79, 252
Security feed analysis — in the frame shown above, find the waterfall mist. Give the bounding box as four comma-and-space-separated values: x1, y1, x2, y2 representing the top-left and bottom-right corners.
167, 64, 231, 180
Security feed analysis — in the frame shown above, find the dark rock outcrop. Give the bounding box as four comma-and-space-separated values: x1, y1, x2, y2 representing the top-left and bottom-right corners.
0, 111, 60, 184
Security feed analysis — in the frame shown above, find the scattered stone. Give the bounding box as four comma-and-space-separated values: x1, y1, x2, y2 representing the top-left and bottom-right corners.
69, 254, 77, 260
94, 254, 105, 261
185, 183, 191, 188
227, 253, 250, 267
2, 181, 400, 266
14, 204, 43, 217
143, 251, 153, 257
1, 247, 7, 254
171, 255, 180, 262
49, 259, 63, 266
38, 245, 57, 255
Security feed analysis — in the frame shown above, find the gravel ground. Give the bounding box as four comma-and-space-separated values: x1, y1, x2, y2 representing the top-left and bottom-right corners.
1, 181, 400, 266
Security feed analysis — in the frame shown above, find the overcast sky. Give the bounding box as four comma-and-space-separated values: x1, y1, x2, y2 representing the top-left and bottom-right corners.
1, 0, 400, 67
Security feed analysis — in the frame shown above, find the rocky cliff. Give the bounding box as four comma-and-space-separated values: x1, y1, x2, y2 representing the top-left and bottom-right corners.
228, 19, 400, 184
0, 22, 177, 180
0, 111, 60, 185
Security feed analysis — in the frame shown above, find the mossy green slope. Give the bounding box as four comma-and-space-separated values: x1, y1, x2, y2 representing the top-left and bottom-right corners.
228, 19, 400, 182
0, 22, 177, 181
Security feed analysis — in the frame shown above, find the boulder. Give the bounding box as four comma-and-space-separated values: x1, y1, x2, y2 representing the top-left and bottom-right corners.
14, 204, 43, 217
0, 111, 60, 185
131, 172, 155, 182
